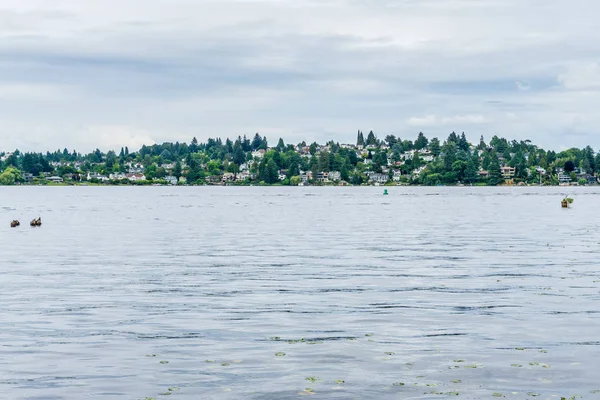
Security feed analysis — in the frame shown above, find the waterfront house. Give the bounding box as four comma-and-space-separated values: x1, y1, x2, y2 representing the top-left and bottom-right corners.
22, 173, 34, 183
328, 171, 341, 181
126, 173, 146, 182
47, 176, 64, 183
558, 172, 571, 184
236, 172, 250, 182
367, 172, 389, 184
165, 176, 178, 185
501, 166, 516, 179
222, 172, 235, 183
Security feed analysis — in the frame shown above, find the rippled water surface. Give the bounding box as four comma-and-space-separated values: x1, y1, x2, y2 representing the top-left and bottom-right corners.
2, 187, 600, 400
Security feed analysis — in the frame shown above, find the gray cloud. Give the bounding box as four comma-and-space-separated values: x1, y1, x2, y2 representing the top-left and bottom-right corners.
0, 0, 599, 152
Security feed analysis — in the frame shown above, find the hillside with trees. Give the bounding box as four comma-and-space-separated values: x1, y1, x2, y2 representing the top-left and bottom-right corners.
1, 131, 598, 186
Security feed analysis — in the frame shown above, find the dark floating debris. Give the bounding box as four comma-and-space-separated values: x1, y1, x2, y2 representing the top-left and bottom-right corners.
30, 217, 42, 227
561, 196, 574, 208
10, 220, 20, 228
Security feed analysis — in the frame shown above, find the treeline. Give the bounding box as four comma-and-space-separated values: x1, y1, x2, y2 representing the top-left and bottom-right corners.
1, 131, 599, 186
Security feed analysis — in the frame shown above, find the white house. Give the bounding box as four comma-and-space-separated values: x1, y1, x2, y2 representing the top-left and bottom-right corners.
367, 172, 389, 184
236, 172, 250, 181
252, 149, 266, 159
558, 172, 571, 184
126, 173, 146, 182
87, 172, 110, 182
328, 171, 341, 181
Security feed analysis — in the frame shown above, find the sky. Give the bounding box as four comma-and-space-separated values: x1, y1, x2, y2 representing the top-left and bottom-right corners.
1, 0, 599, 153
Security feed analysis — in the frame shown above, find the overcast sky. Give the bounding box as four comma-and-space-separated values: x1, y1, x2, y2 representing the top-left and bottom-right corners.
1, 0, 599, 153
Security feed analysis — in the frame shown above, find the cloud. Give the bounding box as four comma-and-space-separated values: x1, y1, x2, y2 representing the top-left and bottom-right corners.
0, 0, 599, 151
79, 125, 157, 152
407, 115, 437, 126
408, 114, 487, 127
441, 115, 488, 124
515, 81, 531, 91
557, 62, 600, 91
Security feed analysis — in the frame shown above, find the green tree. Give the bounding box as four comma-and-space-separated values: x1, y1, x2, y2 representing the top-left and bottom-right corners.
276, 138, 286, 152
155, 167, 166, 179
145, 164, 157, 180
487, 155, 503, 186
366, 130, 377, 145
414, 132, 429, 150
385, 135, 397, 147
464, 156, 479, 184
173, 161, 182, 179
458, 132, 469, 151
233, 141, 245, 165
357, 130, 365, 147
318, 151, 330, 172
0, 170, 16, 185
341, 161, 350, 182
0, 167, 21, 185
429, 138, 441, 157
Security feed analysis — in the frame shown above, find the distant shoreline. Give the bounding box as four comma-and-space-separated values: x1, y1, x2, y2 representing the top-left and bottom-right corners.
2, 182, 595, 188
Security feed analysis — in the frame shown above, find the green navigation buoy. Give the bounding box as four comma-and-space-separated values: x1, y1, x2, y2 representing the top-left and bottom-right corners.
383, 189, 389, 195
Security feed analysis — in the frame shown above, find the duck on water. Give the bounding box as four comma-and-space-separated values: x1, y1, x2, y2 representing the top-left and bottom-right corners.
30, 217, 42, 227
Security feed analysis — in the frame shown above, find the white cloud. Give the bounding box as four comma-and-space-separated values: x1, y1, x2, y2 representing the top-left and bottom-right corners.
515, 81, 531, 91
557, 62, 600, 91
407, 115, 437, 126
441, 115, 488, 124
79, 125, 157, 152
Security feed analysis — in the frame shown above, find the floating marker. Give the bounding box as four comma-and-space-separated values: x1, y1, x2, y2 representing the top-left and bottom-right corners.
383, 189, 389, 195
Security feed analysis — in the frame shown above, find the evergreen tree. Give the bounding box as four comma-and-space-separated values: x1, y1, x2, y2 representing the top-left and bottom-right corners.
357, 130, 365, 147
477, 135, 487, 150
442, 141, 457, 171
276, 138, 286, 152
458, 132, 469, 151
173, 161, 182, 179
341, 161, 349, 182
414, 132, 429, 150
267, 160, 278, 183
385, 135, 397, 147
447, 131, 459, 144
487, 154, 502, 186
366, 130, 377, 145
190, 137, 199, 153
251, 133, 263, 150
464, 154, 479, 184
429, 138, 441, 156
233, 141, 245, 165
318, 151, 330, 172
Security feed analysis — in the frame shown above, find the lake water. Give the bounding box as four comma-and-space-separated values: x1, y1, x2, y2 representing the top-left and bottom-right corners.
1, 187, 600, 400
